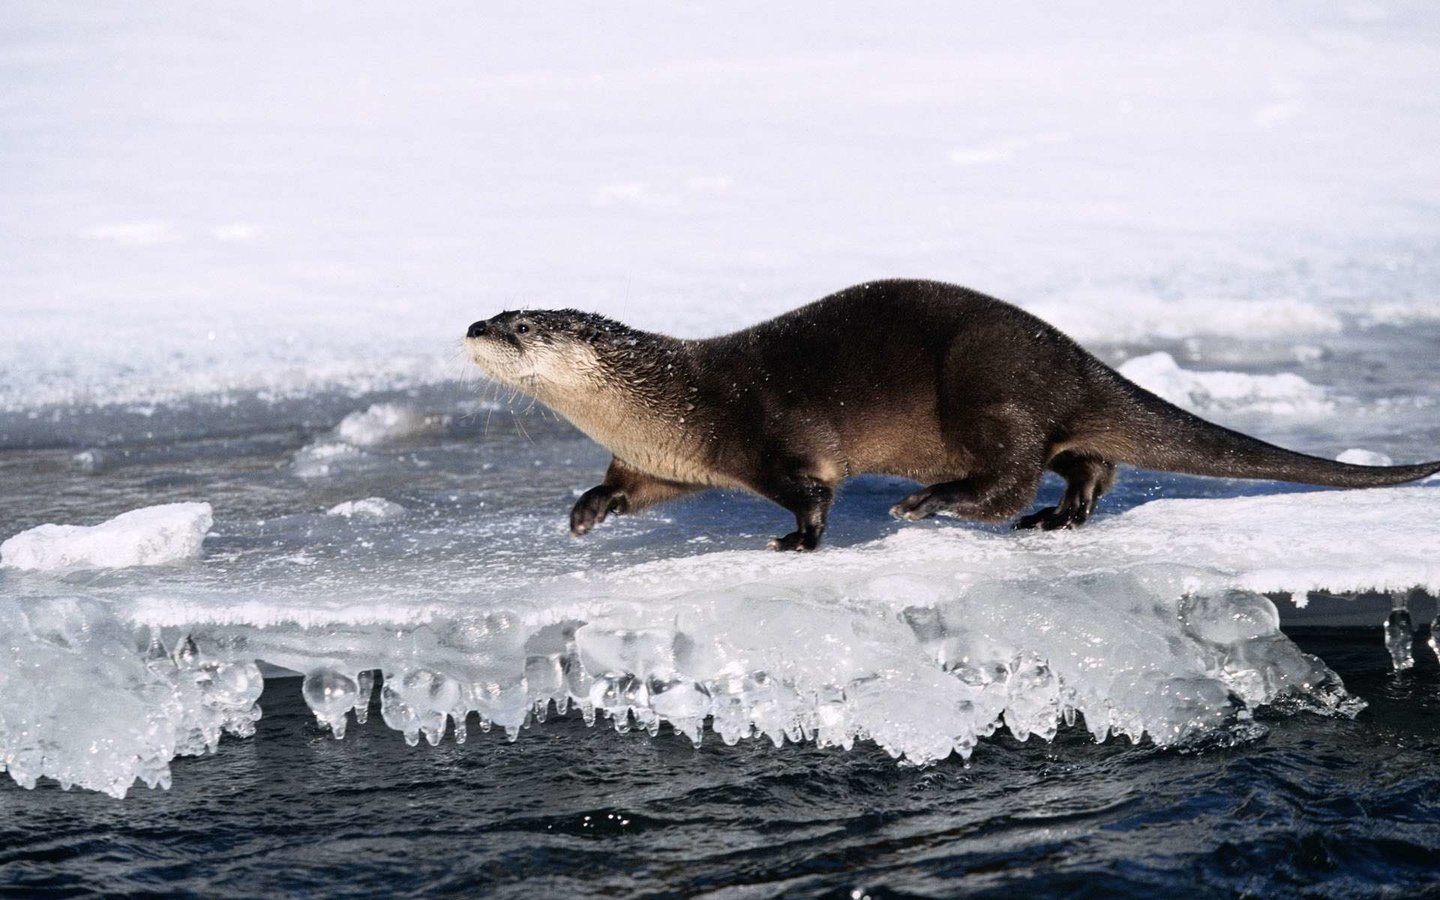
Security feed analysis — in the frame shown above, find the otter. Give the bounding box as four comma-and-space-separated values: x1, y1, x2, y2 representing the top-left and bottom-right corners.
464, 279, 1439, 551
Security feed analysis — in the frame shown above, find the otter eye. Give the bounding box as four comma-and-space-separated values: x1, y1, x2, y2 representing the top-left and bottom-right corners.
516, 323, 530, 335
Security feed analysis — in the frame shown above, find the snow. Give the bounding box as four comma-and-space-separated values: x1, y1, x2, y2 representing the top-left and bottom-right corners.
1, 503, 212, 571
3, 3, 1440, 416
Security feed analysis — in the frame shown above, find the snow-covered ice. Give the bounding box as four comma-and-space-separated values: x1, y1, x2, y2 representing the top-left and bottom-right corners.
1, 503, 212, 572
5, 486, 1438, 797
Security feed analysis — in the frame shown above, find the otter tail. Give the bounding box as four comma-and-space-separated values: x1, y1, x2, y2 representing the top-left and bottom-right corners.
1090, 374, 1440, 488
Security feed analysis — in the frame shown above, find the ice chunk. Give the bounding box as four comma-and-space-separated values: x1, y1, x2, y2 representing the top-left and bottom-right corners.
1337, 448, 1394, 467
1, 502, 212, 571
334, 403, 438, 447
326, 498, 407, 520
1118, 352, 1333, 416
291, 441, 365, 478
291, 403, 441, 478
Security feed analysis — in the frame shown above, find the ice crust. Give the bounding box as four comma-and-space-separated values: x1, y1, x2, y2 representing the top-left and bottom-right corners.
6, 487, 1437, 798
1, 503, 212, 571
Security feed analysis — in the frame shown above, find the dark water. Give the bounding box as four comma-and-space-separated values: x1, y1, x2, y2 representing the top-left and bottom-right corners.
4, 629, 1440, 899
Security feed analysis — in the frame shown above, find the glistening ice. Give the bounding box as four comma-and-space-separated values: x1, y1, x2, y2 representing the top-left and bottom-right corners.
4, 488, 1437, 798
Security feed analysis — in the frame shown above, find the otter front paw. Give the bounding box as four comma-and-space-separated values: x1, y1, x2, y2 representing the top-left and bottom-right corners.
569, 485, 628, 536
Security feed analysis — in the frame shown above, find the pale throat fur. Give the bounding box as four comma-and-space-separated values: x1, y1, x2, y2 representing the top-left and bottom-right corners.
467, 328, 731, 487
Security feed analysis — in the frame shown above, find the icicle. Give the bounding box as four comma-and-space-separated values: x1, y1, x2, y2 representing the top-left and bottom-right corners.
1384, 593, 1414, 672
353, 669, 376, 724
302, 669, 358, 738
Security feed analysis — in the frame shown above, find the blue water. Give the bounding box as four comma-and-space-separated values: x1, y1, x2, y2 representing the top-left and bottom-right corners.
3, 627, 1439, 898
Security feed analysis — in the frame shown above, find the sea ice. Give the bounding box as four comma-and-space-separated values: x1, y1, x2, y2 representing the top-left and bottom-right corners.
1, 503, 212, 571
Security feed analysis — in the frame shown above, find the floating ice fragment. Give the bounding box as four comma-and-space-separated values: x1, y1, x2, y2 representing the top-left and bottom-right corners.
335, 402, 438, 447
0, 502, 212, 571
13, 485, 1440, 797
1336, 448, 1394, 467
326, 498, 407, 520
291, 440, 366, 478
291, 403, 441, 477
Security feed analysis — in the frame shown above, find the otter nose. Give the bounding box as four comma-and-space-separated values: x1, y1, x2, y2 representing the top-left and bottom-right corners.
466, 320, 489, 339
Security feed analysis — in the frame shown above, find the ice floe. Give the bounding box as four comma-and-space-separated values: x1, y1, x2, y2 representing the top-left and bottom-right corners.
1, 503, 212, 572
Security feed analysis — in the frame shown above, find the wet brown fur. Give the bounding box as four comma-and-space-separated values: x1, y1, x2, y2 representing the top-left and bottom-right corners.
465, 279, 1440, 550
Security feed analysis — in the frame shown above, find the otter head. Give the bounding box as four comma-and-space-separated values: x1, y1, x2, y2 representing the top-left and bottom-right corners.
464, 309, 631, 407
